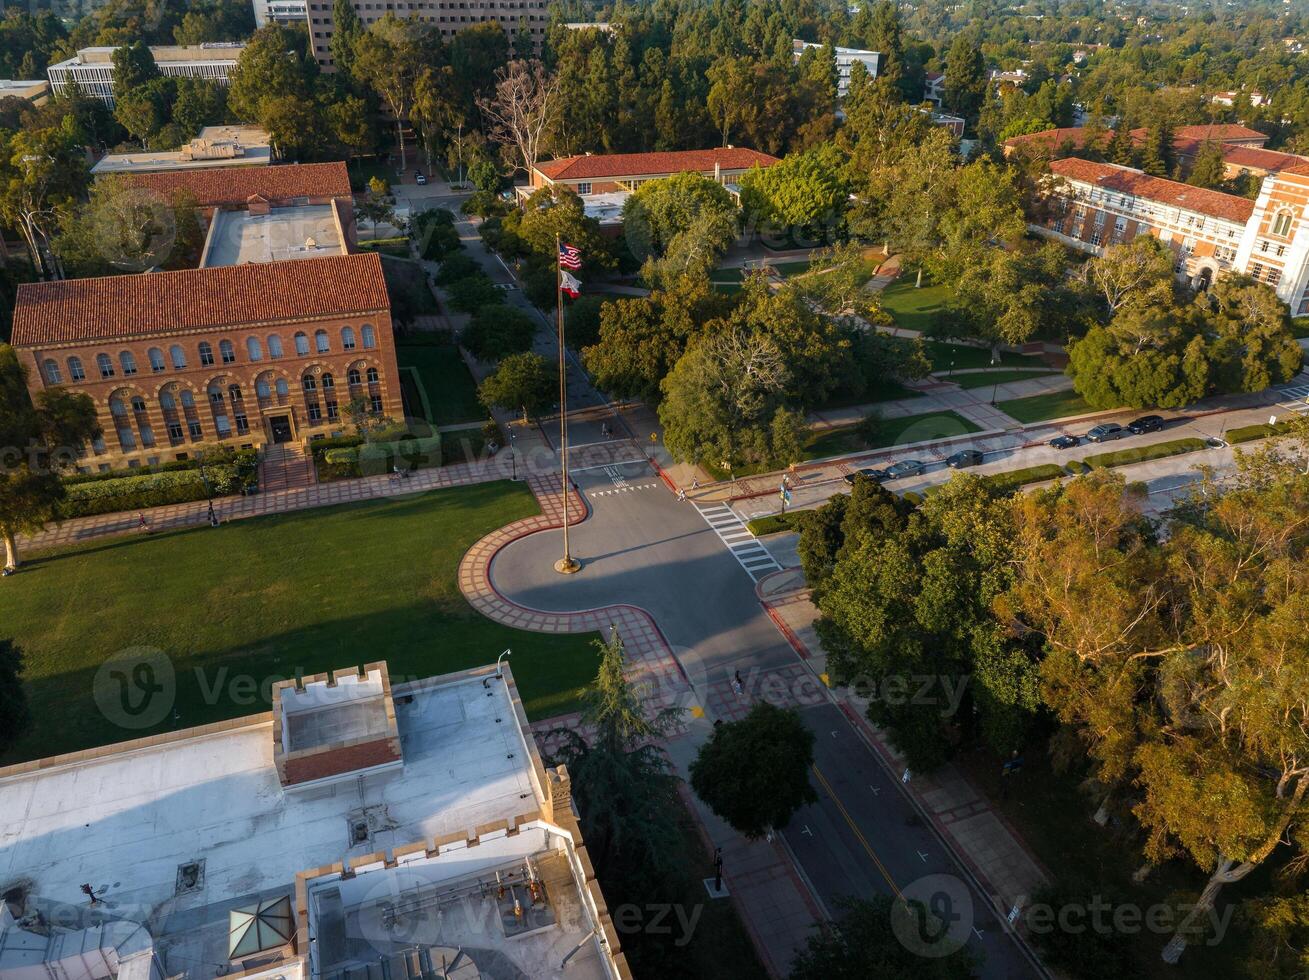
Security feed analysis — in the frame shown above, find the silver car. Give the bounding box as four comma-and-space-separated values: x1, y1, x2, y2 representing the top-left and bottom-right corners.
885, 459, 926, 479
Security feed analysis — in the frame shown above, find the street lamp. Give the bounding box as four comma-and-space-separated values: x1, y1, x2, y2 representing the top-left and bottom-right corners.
496, 649, 512, 679
510, 428, 518, 481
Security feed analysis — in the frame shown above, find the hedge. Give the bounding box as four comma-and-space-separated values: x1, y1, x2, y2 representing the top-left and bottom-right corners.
901, 491, 924, 506
61, 470, 212, 518
315, 434, 445, 481
1227, 421, 1293, 444
1081, 438, 1208, 469
747, 514, 795, 536
64, 444, 256, 486
983, 464, 1067, 495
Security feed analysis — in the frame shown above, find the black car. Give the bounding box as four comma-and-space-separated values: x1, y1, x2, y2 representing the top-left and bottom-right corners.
1049, 434, 1079, 450
1085, 423, 1126, 443
1128, 415, 1165, 434
844, 467, 889, 485
947, 449, 983, 468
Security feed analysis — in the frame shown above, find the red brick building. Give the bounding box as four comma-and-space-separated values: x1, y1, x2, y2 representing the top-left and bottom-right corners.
528, 147, 780, 196
10, 253, 402, 470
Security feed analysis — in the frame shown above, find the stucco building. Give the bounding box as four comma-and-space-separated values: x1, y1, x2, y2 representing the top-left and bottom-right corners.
47, 44, 245, 106
10, 253, 401, 470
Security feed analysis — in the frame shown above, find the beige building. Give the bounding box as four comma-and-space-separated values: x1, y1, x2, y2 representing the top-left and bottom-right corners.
303, 0, 547, 69
92, 127, 273, 177
47, 44, 245, 106
0, 662, 631, 980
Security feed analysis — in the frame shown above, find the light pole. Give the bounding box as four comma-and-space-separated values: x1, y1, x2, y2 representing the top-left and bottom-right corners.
510, 428, 518, 481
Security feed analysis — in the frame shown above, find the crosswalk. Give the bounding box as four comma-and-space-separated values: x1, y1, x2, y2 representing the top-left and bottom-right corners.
1277, 378, 1309, 412
589, 483, 659, 498
695, 503, 783, 581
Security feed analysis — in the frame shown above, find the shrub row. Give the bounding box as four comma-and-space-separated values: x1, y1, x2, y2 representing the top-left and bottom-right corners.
64, 444, 254, 485
983, 464, 1067, 496
747, 513, 795, 536
314, 434, 445, 481
62, 470, 212, 518
1081, 437, 1208, 469
1227, 421, 1293, 444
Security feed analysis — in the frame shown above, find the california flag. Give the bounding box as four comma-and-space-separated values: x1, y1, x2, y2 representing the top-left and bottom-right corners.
561, 270, 582, 299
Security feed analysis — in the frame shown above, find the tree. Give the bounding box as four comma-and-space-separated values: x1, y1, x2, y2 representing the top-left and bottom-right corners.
460, 303, 536, 360
582, 294, 690, 401
329, 0, 364, 75
622, 171, 737, 261
1200, 274, 1302, 392
0, 639, 31, 755
478, 351, 552, 423
55, 177, 203, 276
111, 39, 159, 98
468, 159, 500, 194
171, 77, 227, 138
226, 24, 313, 146
738, 143, 850, 234
1188, 140, 1227, 189
689, 702, 817, 839
0, 126, 89, 278
0, 345, 100, 571
352, 15, 434, 171
1085, 235, 1177, 315
789, 896, 976, 980
477, 59, 559, 177
543, 630, 682, 875
706, 56, 751, 147
943, 34, 986, 124
354, 197, 396, 238
114, 76, 174, 148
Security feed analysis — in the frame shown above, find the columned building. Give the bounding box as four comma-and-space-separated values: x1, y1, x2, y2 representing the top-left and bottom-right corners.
10, 253, 402, 471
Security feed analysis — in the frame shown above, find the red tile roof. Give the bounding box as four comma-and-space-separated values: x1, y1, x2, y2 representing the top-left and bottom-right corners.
1217, 143, 1308, 172
1175, 123, 1267, 143
1047, 158, 1255, 224
534, 148, 779, 182
12, 253, 390, 348
1004, 127, 1110, 153
121, 162, 353, 208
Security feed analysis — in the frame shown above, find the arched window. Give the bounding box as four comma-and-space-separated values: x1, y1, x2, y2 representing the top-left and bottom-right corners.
160, 391, 176, 412
267, 334, 284, 359
130, 396, 146, 413
170, 345, 187, 369
109, 396, 127, 417
198, 342, 214, 366
275, 378, 289, 398
228, 383, 242, 402
256, 378, 271, 400
148, 348, 165, 372
302, 375, 317, 392
180, 390, 195, 409
246, 337, 263, 361
67, 356, 85, 381
314, 329, 330, 353
1274, 210, 1294, 237
294, 332, 310, 356
366, 367, 380, 384
361, 324, 376, 349
43, 360, 62, 384
341, 327, 356, 350
347, 368, 362, 386
208, 382, 224, 404
220, 340, 236, 364
119, 351, 137, 376
322, 372, 335, 390
96, 353, 115, 378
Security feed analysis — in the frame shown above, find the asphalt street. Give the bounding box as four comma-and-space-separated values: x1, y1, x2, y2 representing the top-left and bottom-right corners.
491, 462, 1044, 979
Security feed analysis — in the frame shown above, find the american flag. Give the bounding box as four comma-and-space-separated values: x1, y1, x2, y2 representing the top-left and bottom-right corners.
558, 242, 582, 270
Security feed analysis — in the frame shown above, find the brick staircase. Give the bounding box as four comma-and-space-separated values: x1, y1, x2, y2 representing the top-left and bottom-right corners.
259, 443, 317, 492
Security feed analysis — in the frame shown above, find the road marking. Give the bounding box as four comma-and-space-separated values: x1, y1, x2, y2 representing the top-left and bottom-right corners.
812, 765, 902, 898
869, 785, 880, 795
569, 458, 649, 473
918, 850, 929, 862
801, 825, 812, 837
588, 483, 659, 498
693, 503, 783, 581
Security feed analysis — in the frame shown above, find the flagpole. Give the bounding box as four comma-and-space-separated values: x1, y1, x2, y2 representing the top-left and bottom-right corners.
555, 232, 580, 575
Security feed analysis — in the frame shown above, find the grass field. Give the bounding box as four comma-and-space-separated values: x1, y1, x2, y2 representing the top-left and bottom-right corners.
999, 389, 1097, 424
950, 369, 1062, 390
0, 483, 600, 764
880, 280, 955, 333
923, 341, 1048, 373
805, 410, 982, 459
396, 341, 485, 425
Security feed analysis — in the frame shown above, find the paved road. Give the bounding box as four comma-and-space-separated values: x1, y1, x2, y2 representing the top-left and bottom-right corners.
491, 460, 1044, 979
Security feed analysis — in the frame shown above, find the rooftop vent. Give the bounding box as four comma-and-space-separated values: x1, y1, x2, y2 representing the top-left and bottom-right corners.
175, 860, 205, 895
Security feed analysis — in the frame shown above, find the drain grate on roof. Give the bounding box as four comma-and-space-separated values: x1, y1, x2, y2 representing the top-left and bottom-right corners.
175, 860, 206, 895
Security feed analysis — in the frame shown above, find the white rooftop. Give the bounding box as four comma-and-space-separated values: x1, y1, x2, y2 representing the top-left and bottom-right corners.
581, 191, 629, 226
0, 674, 538, 933
201, 204, 345, 267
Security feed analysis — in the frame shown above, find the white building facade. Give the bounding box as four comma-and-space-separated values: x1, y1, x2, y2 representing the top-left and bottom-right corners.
792, 39, 880, 98
47, 44, 244, 106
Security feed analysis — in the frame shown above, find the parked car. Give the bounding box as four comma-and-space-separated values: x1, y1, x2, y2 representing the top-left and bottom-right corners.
1127, 415, 1165, 434
844, 467, 889, 485
1049, 434, 1079, 450
415, 170, 428, 185
885, 459, 926, 479
1085, 423, 1126, 443
946, 449, 983, 468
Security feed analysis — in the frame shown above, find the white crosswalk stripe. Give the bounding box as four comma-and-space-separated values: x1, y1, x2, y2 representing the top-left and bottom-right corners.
588, 483, 660, 498
694, 503, 783, 581
1275, 379, 1309, 413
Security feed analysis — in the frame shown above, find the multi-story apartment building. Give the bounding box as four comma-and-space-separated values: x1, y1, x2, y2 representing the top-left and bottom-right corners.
10, 253, 402, 470
254, 0, 309, 27
46, 44, 245, 106
791, 40, 880, 98
302, 0, 547, 69
1038, 155, 1309, 315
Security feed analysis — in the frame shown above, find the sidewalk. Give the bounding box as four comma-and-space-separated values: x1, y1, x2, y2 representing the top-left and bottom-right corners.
756, 570, 1051, 923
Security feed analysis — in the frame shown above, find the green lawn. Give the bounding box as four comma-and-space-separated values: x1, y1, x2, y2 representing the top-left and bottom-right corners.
773, 259, 812, 277
879, 279, 955, 333
818, 380, 925, 409
0, 483, 600, 764
999, 389, 1097, 424
348, 157, 395, 191
709, 267, 746, 283
923, 341, 1047, 373
396, 341, 486, 425
805, 410, 982, 460
950, 369, 1061, 390
380, 255, 440, 315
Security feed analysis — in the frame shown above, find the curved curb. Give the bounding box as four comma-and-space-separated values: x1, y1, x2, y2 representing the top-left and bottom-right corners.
457, 474, 692, 689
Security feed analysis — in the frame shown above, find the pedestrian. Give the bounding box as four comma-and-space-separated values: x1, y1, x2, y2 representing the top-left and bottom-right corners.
137, 512, 151, 534
692, 478, 700, 490
677, 487, 686, 502
732, 670, 744, 696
